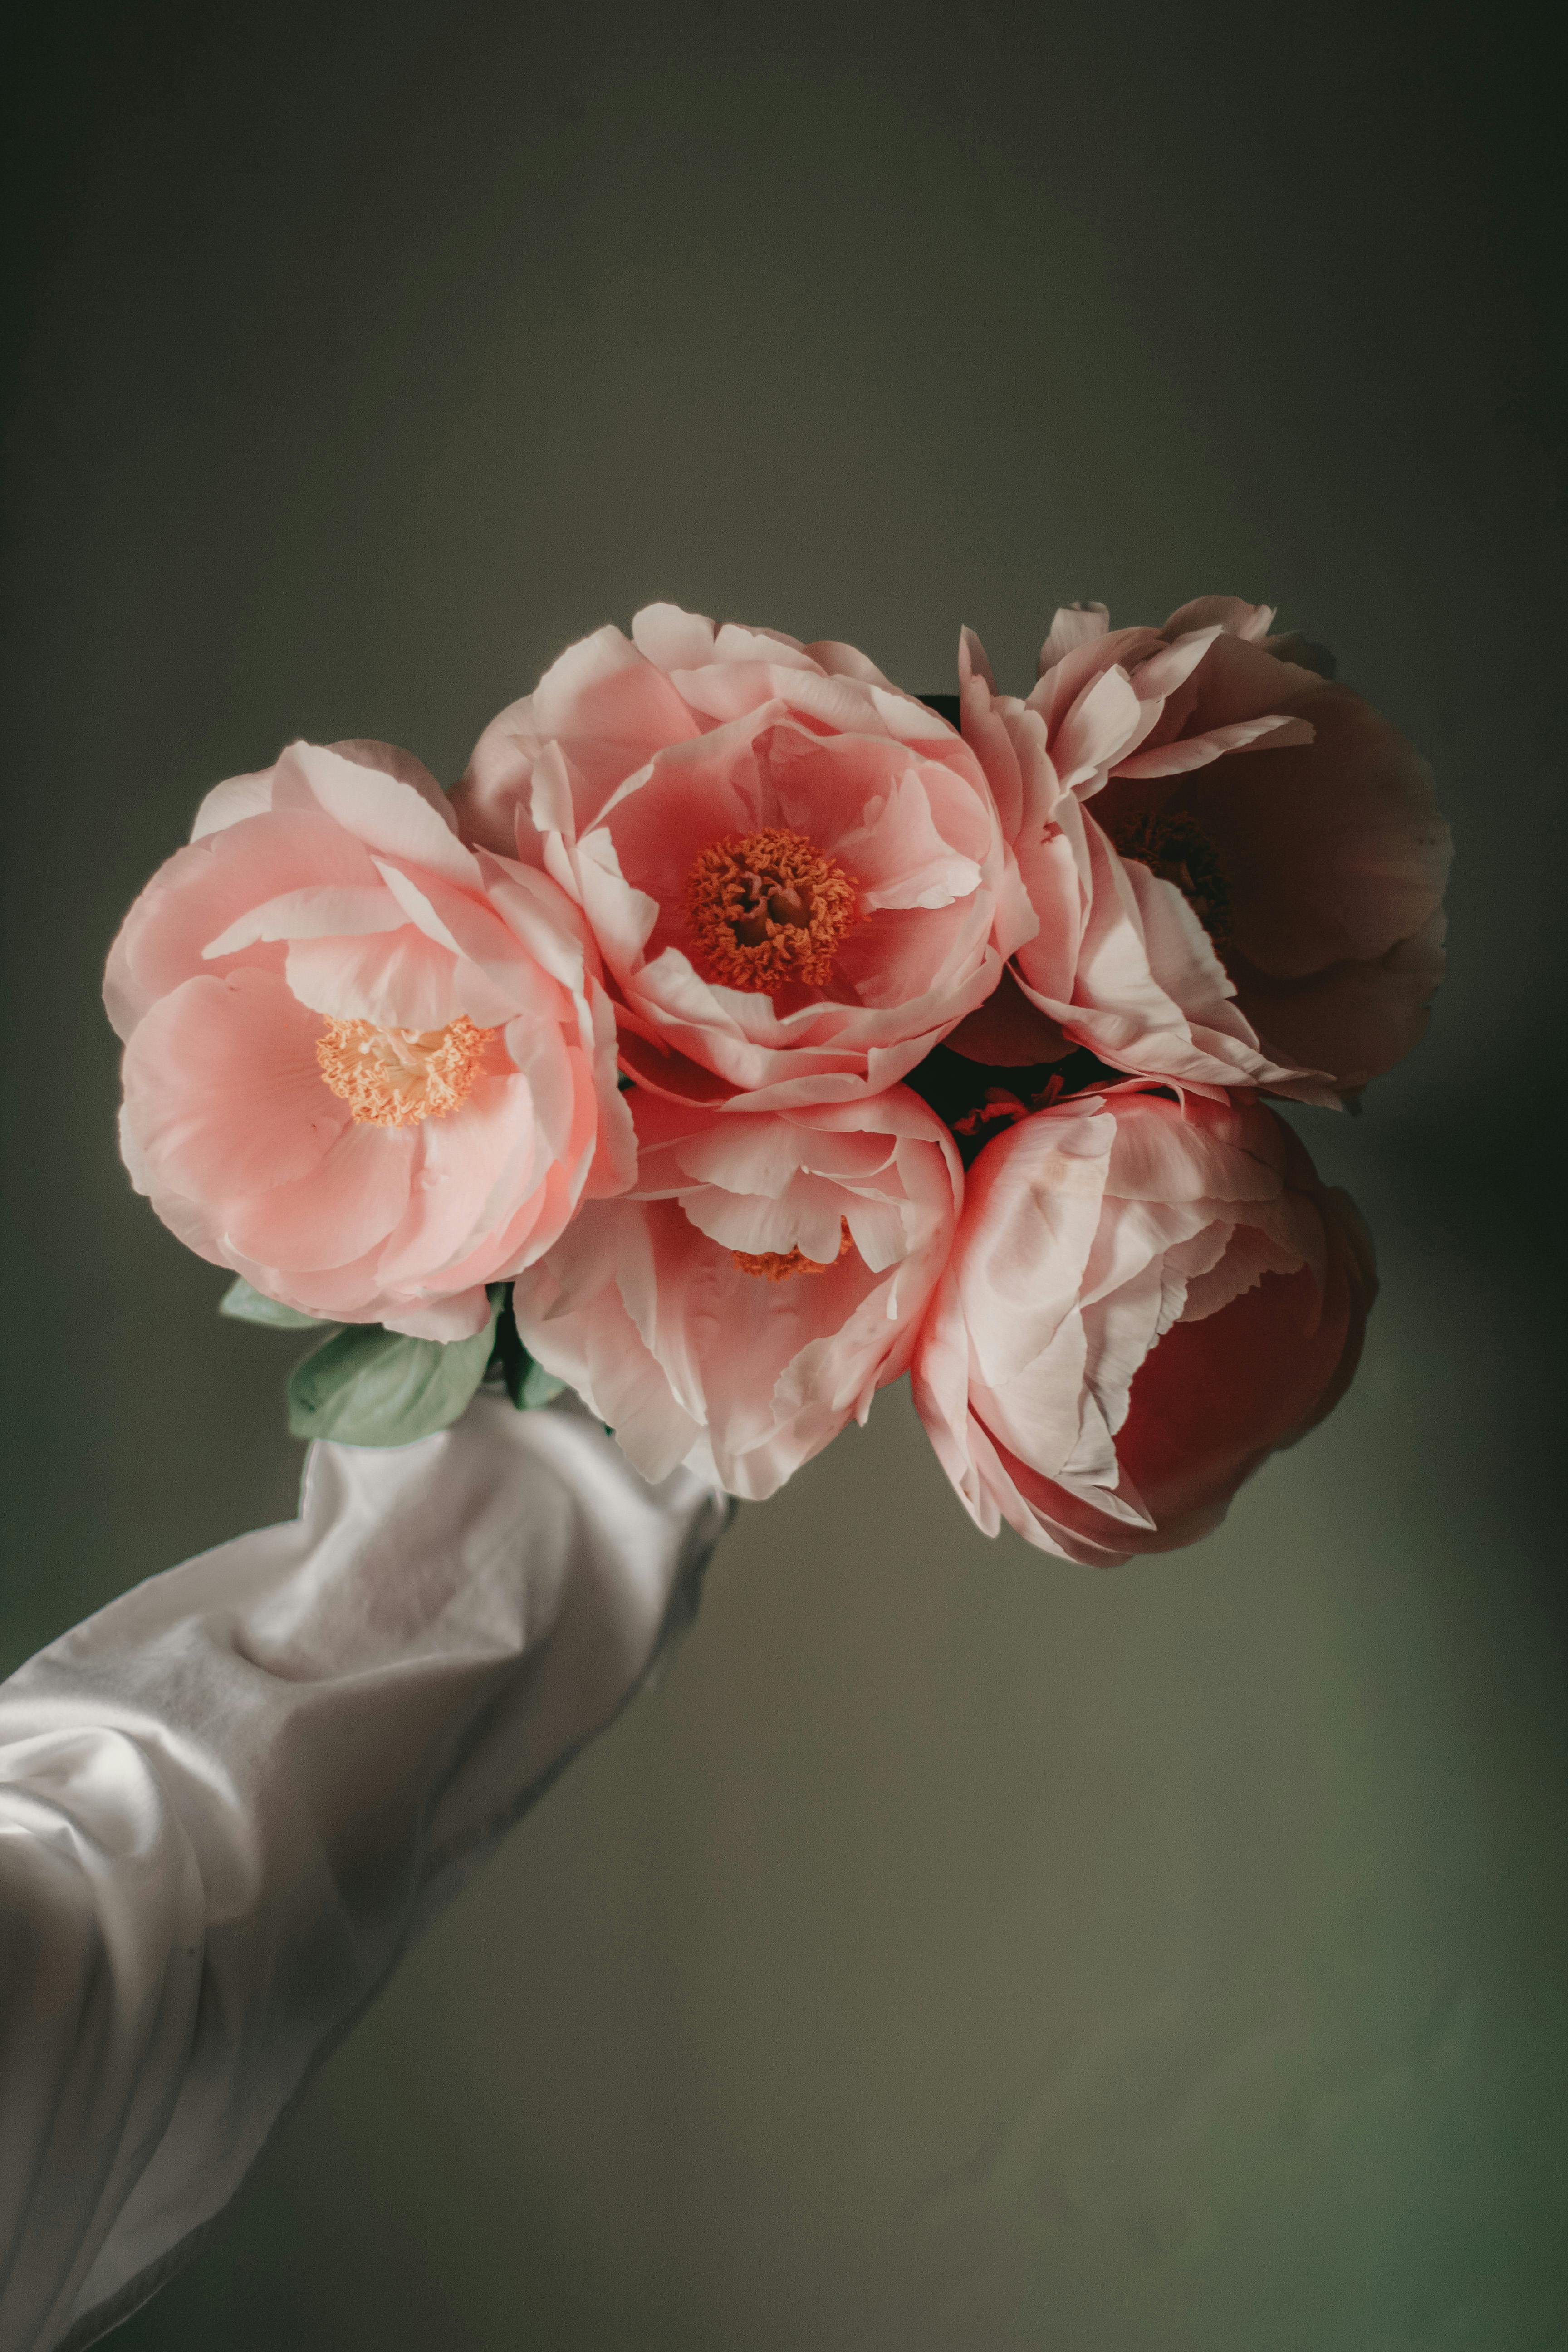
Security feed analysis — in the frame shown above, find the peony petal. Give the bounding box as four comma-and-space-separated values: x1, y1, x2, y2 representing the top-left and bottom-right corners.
369, 860, 534, 1027
284, 928, 463, 1029
1110, 711, 1313, 782
122, 968, 344, 1201
451, 696, 545, 858
833, 768, 983, 912
1161, 595, 1275, 643
271, 743, 479, 890
202, 882, 403, 957
670, 1115, 811, 1201
450, 612, 1017, 1112
631, 602, 721, 670
670, 664, 873, 735
914, 1090, 1370, 1563
1049, 664, 1145, 791
371, 1074, 534, 1289
190, 768, 276, 841
1037, 603, 1111, 673
530, 626, 701, 818
104, 810, 377, 1041
330, 739, 459, 832
383, 1288, 494, 1342
223, 1116, 414, 1273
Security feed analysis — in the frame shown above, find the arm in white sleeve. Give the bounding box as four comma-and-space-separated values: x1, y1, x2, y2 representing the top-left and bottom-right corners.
0, 1392, 729, 2352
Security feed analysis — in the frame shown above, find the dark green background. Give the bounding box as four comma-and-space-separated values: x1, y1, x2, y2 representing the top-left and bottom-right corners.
3, 4, 1564, 2344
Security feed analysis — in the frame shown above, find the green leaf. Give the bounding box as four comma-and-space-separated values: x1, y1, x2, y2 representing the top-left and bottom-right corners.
220, 1277, 330, 1331
517, 1357, 567, 1408
484, 1285, 568, 1411
287, 1312, 498, 1447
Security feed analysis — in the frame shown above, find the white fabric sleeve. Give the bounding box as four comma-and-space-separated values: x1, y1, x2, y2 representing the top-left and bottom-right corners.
0, 1392, 729, 2352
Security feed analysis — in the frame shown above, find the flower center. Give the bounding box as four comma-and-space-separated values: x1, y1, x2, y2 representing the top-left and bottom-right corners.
686, 826, 858, 993
315, 1014, 493, 1127
731, 1219, 855, 1282
1107, 811, 1233, 951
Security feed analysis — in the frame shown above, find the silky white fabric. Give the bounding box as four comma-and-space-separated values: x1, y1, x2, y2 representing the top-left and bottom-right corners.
0, 1393, 729, 2352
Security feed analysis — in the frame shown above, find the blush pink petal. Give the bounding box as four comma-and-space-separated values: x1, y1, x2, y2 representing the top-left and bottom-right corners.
1119, 632, 1323, 764
1035, 601, 1112, 670
328, 738, 463, 832
365, 862, 538, 1029
104, 811, 377, 1041
1045, 821, 1326, 1098
370, 1074, 534, 1291
202, 882, 404, 956
829, 769, 983, 912
190, 768, 277, 840
958, 613, 1377, 1103
671, 663, 882, 736
530, 628, 703, 787
455, 605, 1024, 1111
282, 927, 467, 1031
1161, 594, 1276, 643
452, 626, 702, 860
630, 602, 731, 670
1040, 664, 1146, 791
122, 970, 343, 1203
113, 739, 623, 1327
270, 742, 479, 891
222, 1118, 414, 1274
1029, 627, 1167, 743
913, 1090, 1374, 1563
800, 637, 899, 688
382, 1289, 495, 1343
515, 1088, 961, 1497
1110, 711, 1314, 781
1092, 635, 1451, 1089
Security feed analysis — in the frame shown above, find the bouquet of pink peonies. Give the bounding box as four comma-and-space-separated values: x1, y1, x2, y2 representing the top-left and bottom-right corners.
106, 597, 1450, 1562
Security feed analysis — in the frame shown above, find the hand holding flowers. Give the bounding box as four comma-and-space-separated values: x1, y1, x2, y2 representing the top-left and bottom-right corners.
108, 596, 1448, 1562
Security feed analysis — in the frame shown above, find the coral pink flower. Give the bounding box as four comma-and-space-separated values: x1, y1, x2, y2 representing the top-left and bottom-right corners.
107, 739, 630, 1339
513, 1084, 962, 1498
452, 604, 1034, 1112
952, 597, 1450, 1099
913, 1088, 1374, 1563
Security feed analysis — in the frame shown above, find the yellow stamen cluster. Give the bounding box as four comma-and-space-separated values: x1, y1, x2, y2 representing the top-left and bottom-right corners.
315, 1014, 493, 1127
731, 1219, 855, 1282
686, 826, 858, 993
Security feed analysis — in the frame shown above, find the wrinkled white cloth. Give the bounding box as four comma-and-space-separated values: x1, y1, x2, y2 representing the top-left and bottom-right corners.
0, 1393, 728, 2352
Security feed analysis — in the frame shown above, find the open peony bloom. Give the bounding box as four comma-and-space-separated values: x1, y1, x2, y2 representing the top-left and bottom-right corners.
951, 597, 1450, 1100
451, 603, 1034, 1112
912, 1087, 1375, 1563
107, 740, 630, 1340
513, 1085, 962, 1498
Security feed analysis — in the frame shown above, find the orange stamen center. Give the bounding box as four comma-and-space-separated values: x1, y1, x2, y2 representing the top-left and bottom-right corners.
315, 1015, 493, 1127
731, 1219, 855, 1282
685, 826, 858, 993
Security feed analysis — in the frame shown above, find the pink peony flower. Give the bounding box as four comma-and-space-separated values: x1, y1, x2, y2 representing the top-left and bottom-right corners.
951, 597, 1450, 1100
451, 604, 1034, 1112
107, 739, 631, 1340
912, 1087, 1375, 1563
513, 1084, 963, 1498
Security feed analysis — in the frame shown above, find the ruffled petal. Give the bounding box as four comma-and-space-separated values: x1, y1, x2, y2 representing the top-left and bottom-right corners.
271, 742, 479, 891
122, 969, 343, 1201
223, 1117, 414, 1273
